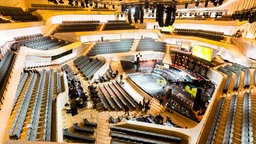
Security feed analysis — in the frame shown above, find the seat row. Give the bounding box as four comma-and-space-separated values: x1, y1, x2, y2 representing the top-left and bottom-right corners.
223, 64, 241, 91
108, 20, 126, 23
11, 35, 70, 51
61, 64, 75, 80
222, 95, 238, 143
63, 117, 96, 142
14, 33, 43, 41
62, 20, 100, 24
73, 56, 104, 79
56, 71, 62, 94
63, 128, 95, 143
0, 6, 40, 22
90, 81, 138, 112
43, 69, 54, 141
31, 4, 84, 10
9, 72, 39, 139
110, 126, 182, 144
0, 51, 15, 108
88, 39, 134, 56
217, 66, 232, 93
12, 15, 40, 22
175, 28, 224, 41
232, 7, 256, 23
53, 23, 99, 33
26, 70, 47, 141
12, 72, 29, 111
104, 25, 137, 30
206, 97, 226, 143
218, 64, 251, 92
242, 93, 254, 143
9, 69, 57, 140
88, 84, 109, 110
137, 38, 166, 52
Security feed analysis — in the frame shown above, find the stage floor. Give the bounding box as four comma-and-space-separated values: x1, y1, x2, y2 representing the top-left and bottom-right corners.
128, 72, 166, 97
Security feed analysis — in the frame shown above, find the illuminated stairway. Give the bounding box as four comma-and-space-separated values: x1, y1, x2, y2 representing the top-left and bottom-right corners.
213, 95, 232, 144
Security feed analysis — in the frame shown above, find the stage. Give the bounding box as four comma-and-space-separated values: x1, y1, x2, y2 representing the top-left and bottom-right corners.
127, 72, 167, 97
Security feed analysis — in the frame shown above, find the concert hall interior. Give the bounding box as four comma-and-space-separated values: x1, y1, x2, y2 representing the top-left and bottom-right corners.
0, 0, 256, 144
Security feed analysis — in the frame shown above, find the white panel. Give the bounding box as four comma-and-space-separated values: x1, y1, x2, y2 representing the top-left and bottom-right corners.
0, 26, 42, 46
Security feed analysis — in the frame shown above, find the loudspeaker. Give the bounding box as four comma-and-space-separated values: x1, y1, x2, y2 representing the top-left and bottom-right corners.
165, 7, 172, 26
128, 8, 132, 24
134, 6, 140, 23
140, 9, 144, 23
205, 0, 208, 7
185, 3, 188, 9
156, 4, 164, 27
81, 2, 84, 8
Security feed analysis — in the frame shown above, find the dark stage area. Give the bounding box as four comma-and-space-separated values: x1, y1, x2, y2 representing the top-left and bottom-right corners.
128, 73, 166, 97
121, 60, 215, 122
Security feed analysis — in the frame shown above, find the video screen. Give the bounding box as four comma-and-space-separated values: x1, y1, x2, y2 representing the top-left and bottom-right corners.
192, 45, 213, 61
185, 85, 197, 98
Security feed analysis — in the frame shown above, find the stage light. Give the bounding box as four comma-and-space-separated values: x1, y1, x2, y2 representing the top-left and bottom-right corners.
179, 71, 187, 76
131, 7, 135, 13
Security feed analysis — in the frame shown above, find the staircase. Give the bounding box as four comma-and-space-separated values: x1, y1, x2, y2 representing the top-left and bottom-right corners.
96, 117, 111, 144
213, 95, 232, 144
129, 39, 140, 52
43, 24, 59, 36
232, 93, 243, 144
148, 98, 166, 115
82, 42, 96, 56
99, 23, 105, 31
